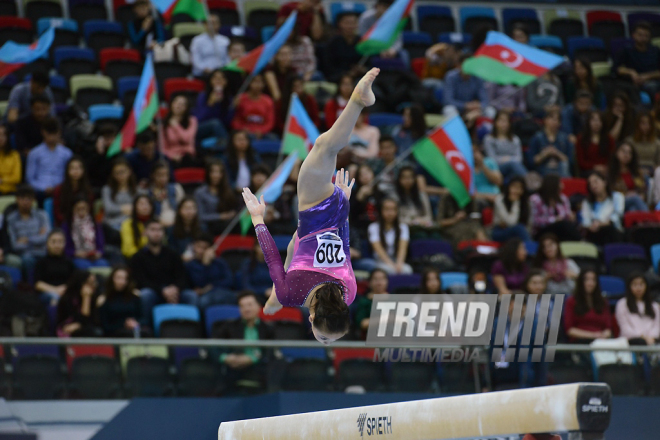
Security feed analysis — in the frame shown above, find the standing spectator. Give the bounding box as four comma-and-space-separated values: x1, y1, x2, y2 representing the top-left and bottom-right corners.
127, 0, 164, 52
264, 45, 296, 102
52, 156, 93, 226
231, 75, 275, 139
190, 14, 230, 77
576, 111, 615, 175
14, 95, 52, 153
348, 109, 380, 162
193, 69, 232, 145
368, 198, 413, 274
472, 144, 502, 201
626, 111, 660, 173
34, 230, 75, 306
391, 104, 427, 151
26, 118, 73, 203
525, 71, 564, 117
603, 92, 635, 144
483, 111, 526, 180
324, 74, 353, 129
185, 233, 235, 308
62, 197, 108, 269
395, 165, 434, 230
224, 130, 261, 190
492, 176, 531, 243
615, 273, 660, 345
420, 267, 443, 295
276, 0, 325, 42
437, 194, 487, 246
162, 96, 198, 167
560, 90, 593, 144
0, 125, 21, 194
120, 194, 154, 259
564, 270, 613, 343
6, 70, 55, 123
608, 142, 649, 212
125, 130, 164, 185
287, 27, 317, 81
194, 159, 238, 235
359, 0, 405, 62
102, 158, 138, 231
491, 238, 529, 296
353, 269, 389, 338
527, 109, 573, 177
564, 57, 605, 110
146, 161, 184, 228
239, 241, 274, 297
325, 13, 361, 83
443, 53, 489, 118
615, 21, 660, 98
56, 270, 101, 337
529, 175, 581, 240
533, 233, 579, 296
581, 171, 625, 245
168, 197, 202, 261
129, 220, 197, 322
98, 266, 146, 336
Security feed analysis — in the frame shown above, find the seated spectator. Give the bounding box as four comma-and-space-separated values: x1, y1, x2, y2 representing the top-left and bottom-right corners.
277, 0, 325, 42
14, 95, 51, 154
25, 118, 72, 204
264, 45, 296, 103
6, 70, 54, 124
348, 109, 380, 162
420, 43, 459, 91
240, 241, 273, 297
126, 130, 164, 185
98, 266, 147, 336
354, 269, 389, 338
564, 270, 613, 343
626, 111, 660, 174
185, 233, 234, 308
146, 161, 184, 228
325, 13, 361, 83
34, 229, 75, 306
443, 53, 489, 119
224, 130, 261, 190
391, 104, 427, 151
350, 164, 382, 232
168, 197, 202, 261
127, 0, 164, 52
608, 142, 649, 212
0, 125, 21, 194
615, 273, 660, 345
420, 267, 443, 295
527, 109, 574, 177
162, 96, 198, 167
486, 82, 525, 114
190, 14, 230, 77
276, 76, 320, 133
511, 23, 530, 45
120, 194, 154, 259
472, 144, 502, 202
224, 40, 247, 95
53, 156, 93, 226
6, 185, 51, 279
483, 110, 526, 180
565, 57, 605, 110
560, 90, 593, 144
62, 197, 108, 269
83, 124, 117, 189
437, 194, 487, 246
468, 269, 492, 294
56, 270, 101, 337
194, 159, 238, 235
523, 268, 548, 296
576, 111, 615, 175
529, 174, 581, 241
359, 0, 406, 63
615, 21, 660, 98
491, 238, 529, 296
603, 92, 635, 144
492, 176, 530, 243
395, 165, 434, 232
102, 158, 139, 231
366, 136, 413, 197
368, 198, 413, 274
231, 75, 275, 140
533, 233, 579, 296
525, 71, 563, 117
193, 69, 232, 145
216, 291, 274, 394
287, 26, 317, 81
324, 74, 354, 129
581, 171, 625, 245
129, 220, 197, 323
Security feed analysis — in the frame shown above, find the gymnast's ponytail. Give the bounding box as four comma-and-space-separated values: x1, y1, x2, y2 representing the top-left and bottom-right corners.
312, 283, 350, 335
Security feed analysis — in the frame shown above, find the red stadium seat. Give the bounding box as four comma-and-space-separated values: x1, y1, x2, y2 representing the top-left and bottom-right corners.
259, 307, 303, 323
623, 211, 660, 229
99, 47, 141, 71
173, 167, 205, 185
65, 345, 115, 369
561, 177, 588, 197
207, 0, 236, 11
410, 57, 425, 79
457, 240, 500, 252
215, 234, 255, 256
163, 77, 205, 102
586, 10, 622, 32
0, 17, 32, 30
332, 348, 375, 371
481, 206, 493, 226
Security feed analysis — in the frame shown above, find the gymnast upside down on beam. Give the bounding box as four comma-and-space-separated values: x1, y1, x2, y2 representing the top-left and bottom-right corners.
242, 67, 380, 345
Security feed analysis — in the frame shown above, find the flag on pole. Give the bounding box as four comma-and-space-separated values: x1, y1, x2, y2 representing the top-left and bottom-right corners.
240, 151, 299, 235
281, 93, 319, 159
107, 54, 159, 158
412, 115, 474, 208
224, 11, 297, 75
462, 31, 564, 86
356, 0, 413, 56
152, 0, 207, 24
0, 27, 55, 77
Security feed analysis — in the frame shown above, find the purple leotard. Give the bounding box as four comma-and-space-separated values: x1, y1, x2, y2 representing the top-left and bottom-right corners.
254, 187, 357, 307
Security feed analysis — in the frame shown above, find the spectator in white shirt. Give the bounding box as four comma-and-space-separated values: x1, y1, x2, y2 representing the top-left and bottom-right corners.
190, 14, 230, 77
368, 198, 413, 275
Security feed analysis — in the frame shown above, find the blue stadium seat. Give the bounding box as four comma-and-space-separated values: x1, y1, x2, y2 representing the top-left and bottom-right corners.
273, 235, 291, 251
603, 243, 646, 269
409, 239, 453, 260
280, 347, 327, 360
441, 272, 469, 289
388, 274, 421, 291
330, 2, 367, 25
402, 31, 432, 45
54, 47, 95, 68
11, 345, 60, 366
529, 35, 563, 51
417, 5, 455, 40
599, 275, 625, 304
651, 244, 660, 273
438, 32, 472, 45
37, 17, 78, 35
117, 76, 140, 101
0, 265, 21, 288
368, 112, 403, 128
83, 20, 125, 53
172, 347, 201, 368
261, 25, 274, 43
252, 139, 280, 154
501, 8, 540, 34
152, 304, 200, 336
525, 240, 538, 256
205, 305, 240, 336
417, 5, 452, 22
88, 104, 123, 122
566, 36, 606, 59
459, 6, 497, 33
83, 19, 123, 40
610, 37, 633, 58
49, 74, 66, 90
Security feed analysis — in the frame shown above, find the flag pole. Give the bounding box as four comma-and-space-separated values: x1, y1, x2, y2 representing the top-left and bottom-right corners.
276, 92, 297, 167
229, 72, 255, 110
211, 206, 248, 253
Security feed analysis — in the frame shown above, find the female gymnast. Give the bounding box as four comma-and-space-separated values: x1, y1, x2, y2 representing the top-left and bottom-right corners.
242, 68, 380, 345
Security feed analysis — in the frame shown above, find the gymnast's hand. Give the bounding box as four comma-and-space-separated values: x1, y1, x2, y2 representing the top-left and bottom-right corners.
351, 67, 380, 107
335, 168, 355, 200
242, 187, 266, 220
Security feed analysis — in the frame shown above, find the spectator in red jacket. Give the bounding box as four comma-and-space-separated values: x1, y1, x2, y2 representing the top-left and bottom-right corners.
231, 74, 276, 140
563, 269, 613, 343
324, 74, 353, 129
575, 111, 615, 175
276, 76, 320, 134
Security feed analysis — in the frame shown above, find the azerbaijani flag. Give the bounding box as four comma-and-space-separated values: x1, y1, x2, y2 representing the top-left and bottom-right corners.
281, 93, 319, 159
224, 11, 297, 75
0, 27, 55, 77
462, 31, 563, 87
107, 54, 159, 158
240, 151, 299, 235
356, 0, 413, 56
152, 0, 206, 24
412, 115, 474, 208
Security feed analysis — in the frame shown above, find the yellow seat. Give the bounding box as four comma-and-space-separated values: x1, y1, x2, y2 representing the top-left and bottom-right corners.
0, 101, 7, 118
304, 81, 338, 97
424, 113, 444, 128
243, 0, 280, 17
119, 345, 169, 374
89, 266, 113, 278
173, 22, 205, 38
0, 195, 16, 213
560, 241, 599, 259
652, 37, 660, 50
69, 74, 113, 101
543, 9, 583, 32
591, 61, 612, 78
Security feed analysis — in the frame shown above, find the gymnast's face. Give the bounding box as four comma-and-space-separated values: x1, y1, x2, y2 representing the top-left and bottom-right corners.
310, 322, 344, 346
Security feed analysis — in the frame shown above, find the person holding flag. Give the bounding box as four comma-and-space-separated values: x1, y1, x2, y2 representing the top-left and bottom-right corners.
241, 68, 380, 345
358, 0, 407, 65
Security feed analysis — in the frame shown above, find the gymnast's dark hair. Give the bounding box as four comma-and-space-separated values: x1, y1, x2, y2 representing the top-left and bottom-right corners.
312, 283, 350, 335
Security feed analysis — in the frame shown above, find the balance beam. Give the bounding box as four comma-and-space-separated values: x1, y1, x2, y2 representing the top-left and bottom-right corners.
218, 383, 611, 440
